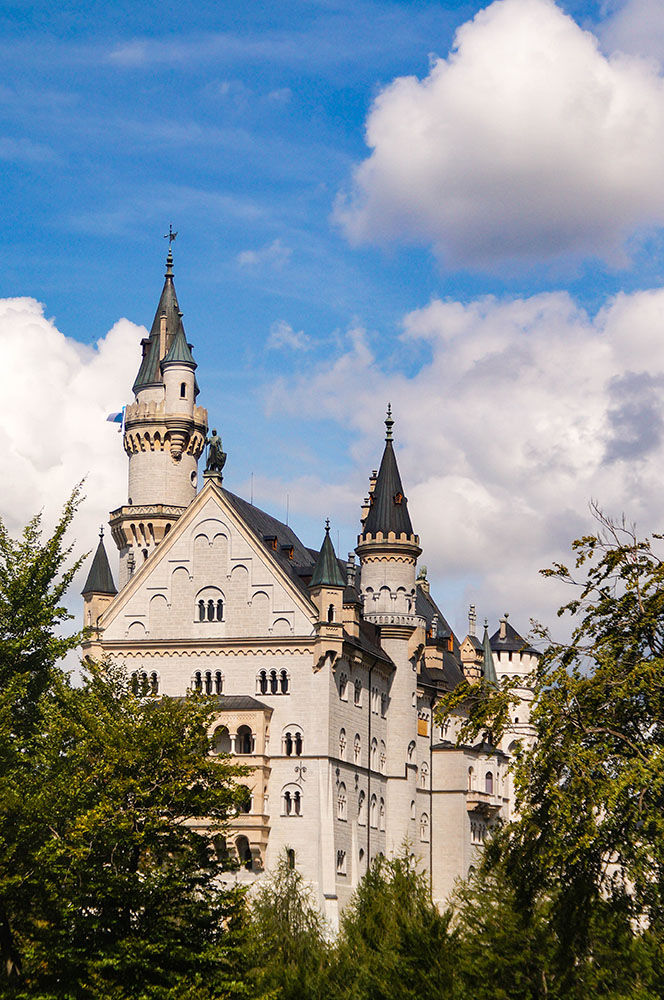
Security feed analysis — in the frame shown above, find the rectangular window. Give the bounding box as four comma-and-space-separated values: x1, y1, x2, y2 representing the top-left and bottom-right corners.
417, 718, 429, 737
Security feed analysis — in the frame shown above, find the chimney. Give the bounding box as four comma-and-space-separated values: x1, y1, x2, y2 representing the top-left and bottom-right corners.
468, 604, 476, 637
499, 612, 509, 640
346, 552, 356, 588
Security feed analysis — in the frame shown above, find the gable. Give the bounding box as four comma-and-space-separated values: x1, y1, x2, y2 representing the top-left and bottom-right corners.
100, 482, 317, 642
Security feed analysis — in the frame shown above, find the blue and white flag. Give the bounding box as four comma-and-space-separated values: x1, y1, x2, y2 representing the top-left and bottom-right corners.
106, 406, 126, 432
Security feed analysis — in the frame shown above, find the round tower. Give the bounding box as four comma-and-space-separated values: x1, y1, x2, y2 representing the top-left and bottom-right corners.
109, 247, 208, 587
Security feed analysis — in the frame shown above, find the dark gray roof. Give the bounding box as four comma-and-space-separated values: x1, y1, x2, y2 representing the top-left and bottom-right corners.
214, 695, 270, 712
81, 533, 117, 596
362, 438, 414, 537
310, 526, 346, 588
482, 625, 498, 685
416, 587, 457, 648
161, 321, 196, 370
133, 250, 186, 394
420, 652, 465, 693
490, 620, 540, 656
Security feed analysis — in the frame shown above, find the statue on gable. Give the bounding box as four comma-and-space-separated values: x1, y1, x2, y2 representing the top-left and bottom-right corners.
204, 429, 227, 477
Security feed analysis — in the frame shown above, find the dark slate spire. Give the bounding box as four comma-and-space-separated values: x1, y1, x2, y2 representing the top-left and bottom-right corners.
310, 520, 346, 588
482, 619, 498, 685
133, 247, 185, 394
81, 528, 118, 597
161, 316, 196, 369
362, 406, 414, 538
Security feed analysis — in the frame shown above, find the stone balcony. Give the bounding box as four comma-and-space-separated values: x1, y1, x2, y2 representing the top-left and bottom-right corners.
466, 789, 502, 819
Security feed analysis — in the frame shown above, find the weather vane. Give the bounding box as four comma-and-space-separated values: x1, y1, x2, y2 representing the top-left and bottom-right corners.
164, 224, 178, 245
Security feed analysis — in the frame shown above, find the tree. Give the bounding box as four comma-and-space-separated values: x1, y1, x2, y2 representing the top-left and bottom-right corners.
438, 506, 664, 995
330, 852, 457, 1000
248, 850, 330, 1000
0, 499, 252, 998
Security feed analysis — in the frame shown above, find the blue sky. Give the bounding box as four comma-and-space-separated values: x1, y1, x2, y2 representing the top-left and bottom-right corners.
3, 0, 664, 638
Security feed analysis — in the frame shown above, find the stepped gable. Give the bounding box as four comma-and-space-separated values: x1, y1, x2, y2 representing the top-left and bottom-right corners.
81, 531, 117, 596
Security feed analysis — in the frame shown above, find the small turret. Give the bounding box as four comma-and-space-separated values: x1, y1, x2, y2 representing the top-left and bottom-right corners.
310, 521, 345, 669
81, 528, 117, 628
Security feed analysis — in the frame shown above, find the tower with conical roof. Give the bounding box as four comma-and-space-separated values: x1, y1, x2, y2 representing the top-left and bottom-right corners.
356, 408, 424, 851
109, 247, 208, 587
81, 527, 118, 628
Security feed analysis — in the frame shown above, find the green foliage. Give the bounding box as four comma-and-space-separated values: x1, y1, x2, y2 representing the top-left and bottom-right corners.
331, 852, 456, 1000
0, 499, 251, 998
249, 850, 330, 1000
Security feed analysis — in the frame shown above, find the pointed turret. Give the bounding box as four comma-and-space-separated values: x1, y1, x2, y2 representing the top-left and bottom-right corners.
110, 244, 209, 589
482, 619, 498, 686
309, 521, 345, 669
82, 528, 117, 628
356, 407, 422, 630
362, 405, 414, 539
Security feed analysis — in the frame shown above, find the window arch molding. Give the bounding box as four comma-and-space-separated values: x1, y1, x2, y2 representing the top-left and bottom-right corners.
281, 783, 303, 817
337, 782, 347, 821
282, 724, 303, 757
195, 585, 225, 623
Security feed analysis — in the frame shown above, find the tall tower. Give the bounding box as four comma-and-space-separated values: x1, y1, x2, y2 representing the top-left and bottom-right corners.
109, 248, 208, 587
356, 408, 424, 851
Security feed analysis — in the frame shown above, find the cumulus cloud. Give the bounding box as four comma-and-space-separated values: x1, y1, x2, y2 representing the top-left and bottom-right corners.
599, 0, 664, 63
0, 297, 139, 604
267, 287, 664, 636
267, 319, 312, 351
336, 0, 664, 268
237, 238, 292, 269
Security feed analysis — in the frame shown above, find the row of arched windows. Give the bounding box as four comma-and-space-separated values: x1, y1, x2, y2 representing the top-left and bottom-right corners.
338, 673, 387, 714
130, 670, 159, 696
338, 729, 386, 772
213, 724, 254, 755
257, 669, 290, 695
198, 598, 224, 621
192, 670, 223, 695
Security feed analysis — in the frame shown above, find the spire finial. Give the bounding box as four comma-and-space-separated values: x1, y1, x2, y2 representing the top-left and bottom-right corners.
99, 525, 104, 540
385, 403, 394, 441
164, 224, 177, 275
325, 517, 330, 532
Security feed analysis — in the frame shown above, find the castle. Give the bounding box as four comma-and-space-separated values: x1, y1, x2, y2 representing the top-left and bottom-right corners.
81, 249, 537, 925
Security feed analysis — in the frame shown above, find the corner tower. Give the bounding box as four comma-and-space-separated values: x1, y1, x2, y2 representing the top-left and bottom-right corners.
356, 407, 422, 626
109, 247, 208, 587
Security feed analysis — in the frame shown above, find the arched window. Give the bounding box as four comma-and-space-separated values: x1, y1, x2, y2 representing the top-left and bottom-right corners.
407, 740, 415, 762
280, 669, 289, 694
198, 600, 206, 621
207, 599, 215, 621
205, 670, 212, 695
359, 847, 365, 869
371, 738, 378, 770
353, 734, 361, 765
379, 798, 385, 831
238, 785, 252, 814
216, 599, 224, 621
214, 671, 223, 694
358, 790, 366, 826
236, 835, 252, 870
339, 673, 348, 701
337, 783, 347, 821
410, 799, 416, 821
468, 766, 475, 791
213, 726, 231, 754
370, 794, 377, 828
180, 381, 186, 398
150, 671, 159, 695
282, 784, 302, 816
270, 669, 278, 694
354, 680, 362, 706
420, 761, 429, 789
336, 849, 347, 875
420, 813, 429, 842
130, 671, 150, 696
237, 725, 253, 755
258, 670, 268, 695
284, 731, 293, 756
286, 848, 295, 869
327, 603, 334, 623
381, 692, 387, 717
339, 728, 347, 760
294, 731, 302, 756
380, 740, 386, 774
485, 771, 494, 794
192, 671, 202, 693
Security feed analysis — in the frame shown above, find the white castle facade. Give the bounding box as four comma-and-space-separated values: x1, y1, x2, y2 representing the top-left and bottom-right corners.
81, 250, 537, 926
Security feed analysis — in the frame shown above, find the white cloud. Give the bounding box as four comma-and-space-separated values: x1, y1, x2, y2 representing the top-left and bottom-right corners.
267, 319, 312, 351
267, 287, 664, 637
237, 238, 292, 269
599, 0, 664, 63
336, 0, 664, 268
0, 297, 140, 617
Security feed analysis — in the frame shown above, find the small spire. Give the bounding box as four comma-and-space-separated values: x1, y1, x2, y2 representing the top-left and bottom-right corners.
99, 525, 104, 540
385, 403, 394, 441
482, 619, 498, 686
325, 517, 330, 532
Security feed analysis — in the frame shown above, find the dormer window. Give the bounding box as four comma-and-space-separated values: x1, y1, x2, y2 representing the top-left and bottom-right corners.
394, 492, 403, 504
